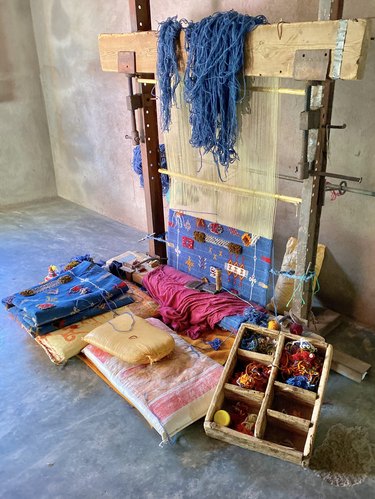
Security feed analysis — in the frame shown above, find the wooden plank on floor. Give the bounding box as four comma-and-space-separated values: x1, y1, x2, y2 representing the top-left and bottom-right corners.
331, 349, 371, 383
98, 19, 369, 80
310, 308, 371, 382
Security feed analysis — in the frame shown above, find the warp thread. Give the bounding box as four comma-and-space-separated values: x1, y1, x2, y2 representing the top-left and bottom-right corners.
132, 144, 170, 195
157, 11, 268, 172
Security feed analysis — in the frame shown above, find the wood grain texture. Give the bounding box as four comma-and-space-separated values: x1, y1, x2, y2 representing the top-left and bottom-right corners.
237, 349, 274, 364
98, 19, 368, 80
331, 348, 371, 382
254, 334, 285, 439
204, 323, 332, 467
224, 383, 264, 404
302, 343, 333, 465
267, 409, 311, 435
204, 422, 304, 465
274, 380, 317, 405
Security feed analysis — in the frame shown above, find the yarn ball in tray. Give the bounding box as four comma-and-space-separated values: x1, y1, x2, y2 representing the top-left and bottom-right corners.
279, 339, 323, 392
240, 332, 276, 355
289, 322, 303, 335
268, 319, 280, 331
214, 410, 231, 427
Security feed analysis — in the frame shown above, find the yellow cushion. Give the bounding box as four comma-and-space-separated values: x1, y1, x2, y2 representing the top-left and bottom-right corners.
84, 313, 175, 365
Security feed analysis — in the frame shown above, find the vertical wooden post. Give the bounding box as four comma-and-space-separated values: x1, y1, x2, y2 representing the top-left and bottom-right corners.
128, 0, 166, 260
292, 0, 344, 321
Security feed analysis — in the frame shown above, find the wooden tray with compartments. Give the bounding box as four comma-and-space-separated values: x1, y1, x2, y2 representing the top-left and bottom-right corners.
204, 323, 333, 466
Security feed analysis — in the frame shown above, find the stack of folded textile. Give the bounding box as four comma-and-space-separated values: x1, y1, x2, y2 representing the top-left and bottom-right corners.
2, 260, 134, 336
82, 317, 223, 444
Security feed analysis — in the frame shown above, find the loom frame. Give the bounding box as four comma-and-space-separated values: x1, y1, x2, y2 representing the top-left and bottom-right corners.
103, 0, 370, 324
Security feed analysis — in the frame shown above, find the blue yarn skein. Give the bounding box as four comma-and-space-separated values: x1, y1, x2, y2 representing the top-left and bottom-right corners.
184, 11, 267, 172
157, 17, 183, 131
132, 144, 170, 195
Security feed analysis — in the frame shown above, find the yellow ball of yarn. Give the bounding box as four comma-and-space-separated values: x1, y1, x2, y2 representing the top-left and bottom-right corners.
268, 320, 280, 331
214, 410, 231, 427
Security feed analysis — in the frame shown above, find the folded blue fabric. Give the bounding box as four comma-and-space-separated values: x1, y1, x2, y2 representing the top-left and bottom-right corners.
8, 292, 133, 336
3, 261, 133, 334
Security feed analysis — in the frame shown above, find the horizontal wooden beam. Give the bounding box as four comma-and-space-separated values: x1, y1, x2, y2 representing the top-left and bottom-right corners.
98, 19, 369, 80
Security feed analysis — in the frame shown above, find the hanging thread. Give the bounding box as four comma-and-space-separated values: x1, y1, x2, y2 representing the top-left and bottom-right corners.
184, 11, 267, 172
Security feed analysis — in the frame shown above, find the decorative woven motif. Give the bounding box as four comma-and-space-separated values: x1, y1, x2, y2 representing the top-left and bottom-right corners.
182, 236, 194, 249
167, 209, 272, 306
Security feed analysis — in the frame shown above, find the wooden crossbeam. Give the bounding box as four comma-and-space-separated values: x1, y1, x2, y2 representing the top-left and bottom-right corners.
98, 19, 369, 80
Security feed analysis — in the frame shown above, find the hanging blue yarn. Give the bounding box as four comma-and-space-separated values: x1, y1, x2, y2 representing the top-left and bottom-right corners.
132, 144, 170, 195
157, 11, 267, 173
185, 11, 267, 172
157, 17, 183, 131
132, 145, 144, 188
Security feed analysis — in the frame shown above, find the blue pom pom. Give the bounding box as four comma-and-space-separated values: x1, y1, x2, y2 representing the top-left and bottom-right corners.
286, 376, 316, 391
207, 338, 223, 351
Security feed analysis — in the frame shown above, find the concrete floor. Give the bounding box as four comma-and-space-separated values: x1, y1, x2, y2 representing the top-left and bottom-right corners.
1, 198, 374, 499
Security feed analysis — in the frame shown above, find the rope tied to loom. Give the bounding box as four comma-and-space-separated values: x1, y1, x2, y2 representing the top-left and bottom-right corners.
157, 11, 268, 174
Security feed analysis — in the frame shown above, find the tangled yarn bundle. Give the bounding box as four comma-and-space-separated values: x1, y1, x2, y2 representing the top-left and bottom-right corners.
228, 401, 257, 436
184, 11, 267, 170
279, 340, 323, 392
230, 360, 271, 392
240, 332, 276, 355
157, 11, 268, 171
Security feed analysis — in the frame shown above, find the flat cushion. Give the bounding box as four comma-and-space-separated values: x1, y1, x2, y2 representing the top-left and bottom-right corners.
84, 313, 175, 365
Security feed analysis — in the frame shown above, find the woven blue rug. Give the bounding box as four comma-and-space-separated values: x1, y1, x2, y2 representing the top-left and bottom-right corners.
166, 210, 272, 307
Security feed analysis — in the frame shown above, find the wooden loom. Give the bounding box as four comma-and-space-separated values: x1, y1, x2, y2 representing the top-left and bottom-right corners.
97, 0, 370, 326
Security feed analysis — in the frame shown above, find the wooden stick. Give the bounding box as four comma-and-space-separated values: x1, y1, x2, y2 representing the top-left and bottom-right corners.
158, 169, 302, 205
137, 78, 306, 95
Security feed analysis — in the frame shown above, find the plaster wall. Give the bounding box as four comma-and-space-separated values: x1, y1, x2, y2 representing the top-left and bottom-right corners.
30, 0, 148, 231
0, 0, 56, 207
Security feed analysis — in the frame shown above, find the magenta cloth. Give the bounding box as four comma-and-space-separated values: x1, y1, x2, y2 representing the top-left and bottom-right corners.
143, 265, 265, 339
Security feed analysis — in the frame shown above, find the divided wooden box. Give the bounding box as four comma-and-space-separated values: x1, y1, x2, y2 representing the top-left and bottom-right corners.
204, 323, 332, 466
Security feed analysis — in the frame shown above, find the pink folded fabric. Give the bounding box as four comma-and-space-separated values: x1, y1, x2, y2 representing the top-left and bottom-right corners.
143, 265, 264, 339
